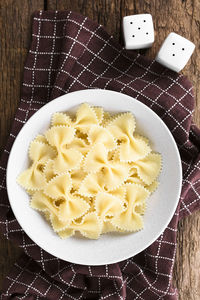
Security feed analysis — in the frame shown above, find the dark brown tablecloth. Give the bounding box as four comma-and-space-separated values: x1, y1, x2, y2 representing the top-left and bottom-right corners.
0, 10, 200, 300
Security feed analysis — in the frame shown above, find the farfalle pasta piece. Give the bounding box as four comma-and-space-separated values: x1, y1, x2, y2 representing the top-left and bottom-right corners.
120, 134, 151, 163
102, 221, 117, 233
107, 113, 136, 136
58, 212, 102, 239
88, 125, 116, 150
71, 169, 87, 190
74, 212, 102, 239
44, 173, 89, 222
58, 228, 75, 239
111, 184, 150, 231
95, 192, 124, 220
34, 134, 49, 144
84, 144, 130, 190
92, 106, 104, 124
44, 172, 71, 197
109, 186, 126, 201
26, 189, 35, 196
125, 173, 144, 185
76, 130, 88, 140
101, 111, 112, 126
145, 180, 159, 194
135, 201, 147, 215
29, 140, 56, 162
31, 191, 70, 232
107, 149, 117, 161
73, 103, 99, 133
43, 211, 51, 221
126, 171, 159, 194
45, 126, 74, 148
131, 153, 162, 185
17, 141, 56, 190
67, 138, 90, 156
102, 112, 123, 127
84, 143, 108, 173
100, 162, 130, 190
79, 172, 105, 197
102, 220, 127, 233
51, 112, 72, 127
79, 172, 127, 200
45, 126, 82, 173
107, 114, 151, 162
43, 159, 56, 182
31, 191, 57, 214
134, 133, 150, 145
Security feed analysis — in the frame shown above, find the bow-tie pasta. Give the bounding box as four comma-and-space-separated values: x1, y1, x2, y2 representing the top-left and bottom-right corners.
17, 103, 162, 239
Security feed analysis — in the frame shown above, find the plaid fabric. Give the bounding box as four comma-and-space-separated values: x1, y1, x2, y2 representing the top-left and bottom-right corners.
0, 10, 200, 300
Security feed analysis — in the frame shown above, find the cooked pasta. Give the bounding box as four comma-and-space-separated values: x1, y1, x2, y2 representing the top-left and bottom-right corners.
17, 103, 162, 239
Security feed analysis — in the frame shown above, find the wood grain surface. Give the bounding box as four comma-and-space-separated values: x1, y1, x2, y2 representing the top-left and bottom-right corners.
0, 0, 43, 289
0, 0, 200, 298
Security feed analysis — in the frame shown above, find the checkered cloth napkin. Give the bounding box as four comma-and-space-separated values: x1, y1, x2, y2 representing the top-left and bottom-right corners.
1, 10, 200, 300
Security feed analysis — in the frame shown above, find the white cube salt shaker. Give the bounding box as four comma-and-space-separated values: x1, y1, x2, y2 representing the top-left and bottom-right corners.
123, 14, 155, 50
156, 32, 195, 72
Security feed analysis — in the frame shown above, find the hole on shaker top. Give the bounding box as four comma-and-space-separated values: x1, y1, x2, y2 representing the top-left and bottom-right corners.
132, 35, 135, 37
172, 54, 175, 56
143, 20, 146, 22
130, 22, 133, 24
146, 32, 148, 35
138, 27, 141, 30
172, 43, 175, 45
182, 48, 185, 50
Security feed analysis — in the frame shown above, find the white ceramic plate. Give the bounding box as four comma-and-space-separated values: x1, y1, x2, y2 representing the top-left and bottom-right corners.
7, 89, 182, 265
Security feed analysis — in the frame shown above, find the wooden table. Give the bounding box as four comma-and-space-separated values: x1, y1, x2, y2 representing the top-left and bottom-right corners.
0, 1, 200, 298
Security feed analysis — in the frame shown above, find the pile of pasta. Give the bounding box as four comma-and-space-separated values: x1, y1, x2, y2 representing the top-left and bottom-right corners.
17, 103, 161, 239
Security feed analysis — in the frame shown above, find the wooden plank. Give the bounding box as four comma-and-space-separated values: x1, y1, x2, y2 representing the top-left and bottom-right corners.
47, 0, 123, 42
0, 0, 44, 289
48, 1, 200, 299
174, 214, 200, 300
